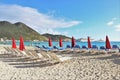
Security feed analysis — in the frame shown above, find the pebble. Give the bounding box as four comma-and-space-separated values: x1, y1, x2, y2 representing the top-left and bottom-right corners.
0, 52, 120, 80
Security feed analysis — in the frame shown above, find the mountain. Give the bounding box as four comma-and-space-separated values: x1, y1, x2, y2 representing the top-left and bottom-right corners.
42, 33, 71, 41
0, 21, 47, 41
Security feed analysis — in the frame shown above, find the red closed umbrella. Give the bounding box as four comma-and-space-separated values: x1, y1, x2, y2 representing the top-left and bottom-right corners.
48, 37, 52, 47
106, 35, 111, 49
19, 36, 25, 51
12, 37, 16, 48
59, 38, 63, 47
88, 36, 92, 48
71, 36, 75, 47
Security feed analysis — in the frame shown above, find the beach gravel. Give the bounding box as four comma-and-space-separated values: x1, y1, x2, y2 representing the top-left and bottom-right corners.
0, 46, 120, 80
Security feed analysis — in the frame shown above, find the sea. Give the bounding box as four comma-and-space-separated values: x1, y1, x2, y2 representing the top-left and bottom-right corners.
1, 41, 120, 49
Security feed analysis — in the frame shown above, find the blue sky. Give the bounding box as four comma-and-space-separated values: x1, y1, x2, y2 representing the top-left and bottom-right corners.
0, 0, 120, 41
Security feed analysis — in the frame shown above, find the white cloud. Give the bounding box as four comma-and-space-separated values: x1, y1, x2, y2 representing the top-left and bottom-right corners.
107, 18, 120, 32
107, 18, 117, 26
107, 21, 114, 26
115, 24, 120, 31
0, 4, 81, 34
41, 28, 61, 34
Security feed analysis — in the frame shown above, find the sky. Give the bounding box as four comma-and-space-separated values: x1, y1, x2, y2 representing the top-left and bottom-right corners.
0, 0, 120, 41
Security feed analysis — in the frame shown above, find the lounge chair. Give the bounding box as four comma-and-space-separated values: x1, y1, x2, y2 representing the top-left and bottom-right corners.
89, 45, 99, 54
99, 46, 107, 54
110, 45, 119, 53
47, 52, 61, 63
52, 46, 59, 51
23, 49, 51, 62
73, 45, 80, 49
66, 45, 71, 48
65, 45, 71, 51
92, 45, 98, 50
35, 45, 41, 48
79, 45, 89, 54
4, 47, 12, 54
37, 50, 50, 58
11, 48, 24, 57
100, 46, 106, 50
4, 47, 19, 56
4, 47, 27, 58
15, 48, 27, 57
82, 45, 88, 49
47, 51, 71, 64
42, 45, 53, 51
112, 45, 119, 49
53, 46, 65, 51
32, 49, 63, 64
15, 48, 51, 62
73, 45, 80, 52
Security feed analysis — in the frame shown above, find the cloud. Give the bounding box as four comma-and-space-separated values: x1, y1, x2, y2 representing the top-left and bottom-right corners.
107, 21, 114, 26
115, 24, 120, 31
107, 18, 120, 31
0, 4, 81, 34
107, 18, 117, 26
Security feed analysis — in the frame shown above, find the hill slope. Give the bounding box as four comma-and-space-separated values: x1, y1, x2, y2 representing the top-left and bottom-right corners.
0, 21, 47, 41
42, 33, 71, 41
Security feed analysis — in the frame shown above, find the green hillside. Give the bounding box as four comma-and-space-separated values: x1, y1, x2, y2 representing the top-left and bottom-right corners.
42, 33, 71, 41
0, 21, 47, 41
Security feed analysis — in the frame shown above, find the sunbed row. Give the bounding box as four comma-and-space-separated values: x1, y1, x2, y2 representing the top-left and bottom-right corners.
35, 44, 120, 54
36, 44, 119, 50
3, 47, 64, 64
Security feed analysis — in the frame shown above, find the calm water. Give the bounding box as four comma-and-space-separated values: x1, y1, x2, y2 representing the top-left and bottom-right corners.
2, 41, 120, 49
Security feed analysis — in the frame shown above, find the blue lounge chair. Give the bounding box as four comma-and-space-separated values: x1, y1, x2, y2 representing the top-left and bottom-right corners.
99, 46, 107, 54
109, 45, 120, 53
73, 45, 80, 51
74, 45, 80, 49
92, 45, 98, 49
53, 46, 58, 49
100, 46, 106, 50
66, 45, 71, 48
53, 46, 64, 51
42, 45, 53, 51
35, 45, 41, 48
112, 45, 119, 49
82, 45, 88, 49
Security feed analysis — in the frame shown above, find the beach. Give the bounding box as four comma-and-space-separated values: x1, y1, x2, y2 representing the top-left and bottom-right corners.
0, 45, 120, 80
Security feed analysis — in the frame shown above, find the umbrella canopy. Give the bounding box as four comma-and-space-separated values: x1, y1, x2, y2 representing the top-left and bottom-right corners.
12, 37, 16, 48
106, 35, 111, 49
88, 36, 92, 48
59, 38, 63, 47
19, 36, 25, 50
71, 36, 75, 47
48, 37, 52, 47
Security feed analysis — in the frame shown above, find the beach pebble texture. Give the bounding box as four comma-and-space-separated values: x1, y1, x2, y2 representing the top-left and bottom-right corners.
0, 46, 120, 80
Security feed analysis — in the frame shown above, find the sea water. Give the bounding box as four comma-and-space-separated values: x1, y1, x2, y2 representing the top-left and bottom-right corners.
1, 41, 120, 49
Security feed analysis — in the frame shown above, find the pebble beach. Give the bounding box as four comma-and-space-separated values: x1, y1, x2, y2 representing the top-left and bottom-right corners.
0, 46, 120, 80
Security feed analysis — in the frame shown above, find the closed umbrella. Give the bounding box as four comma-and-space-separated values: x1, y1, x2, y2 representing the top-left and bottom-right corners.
106, 35, 111, 49
48, 37, 52, 47
59, 38, 63, 47
19, 36, 25, 50
71, 36, 75, 47
88, 36, 92, 48
12, 37, 16, 48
